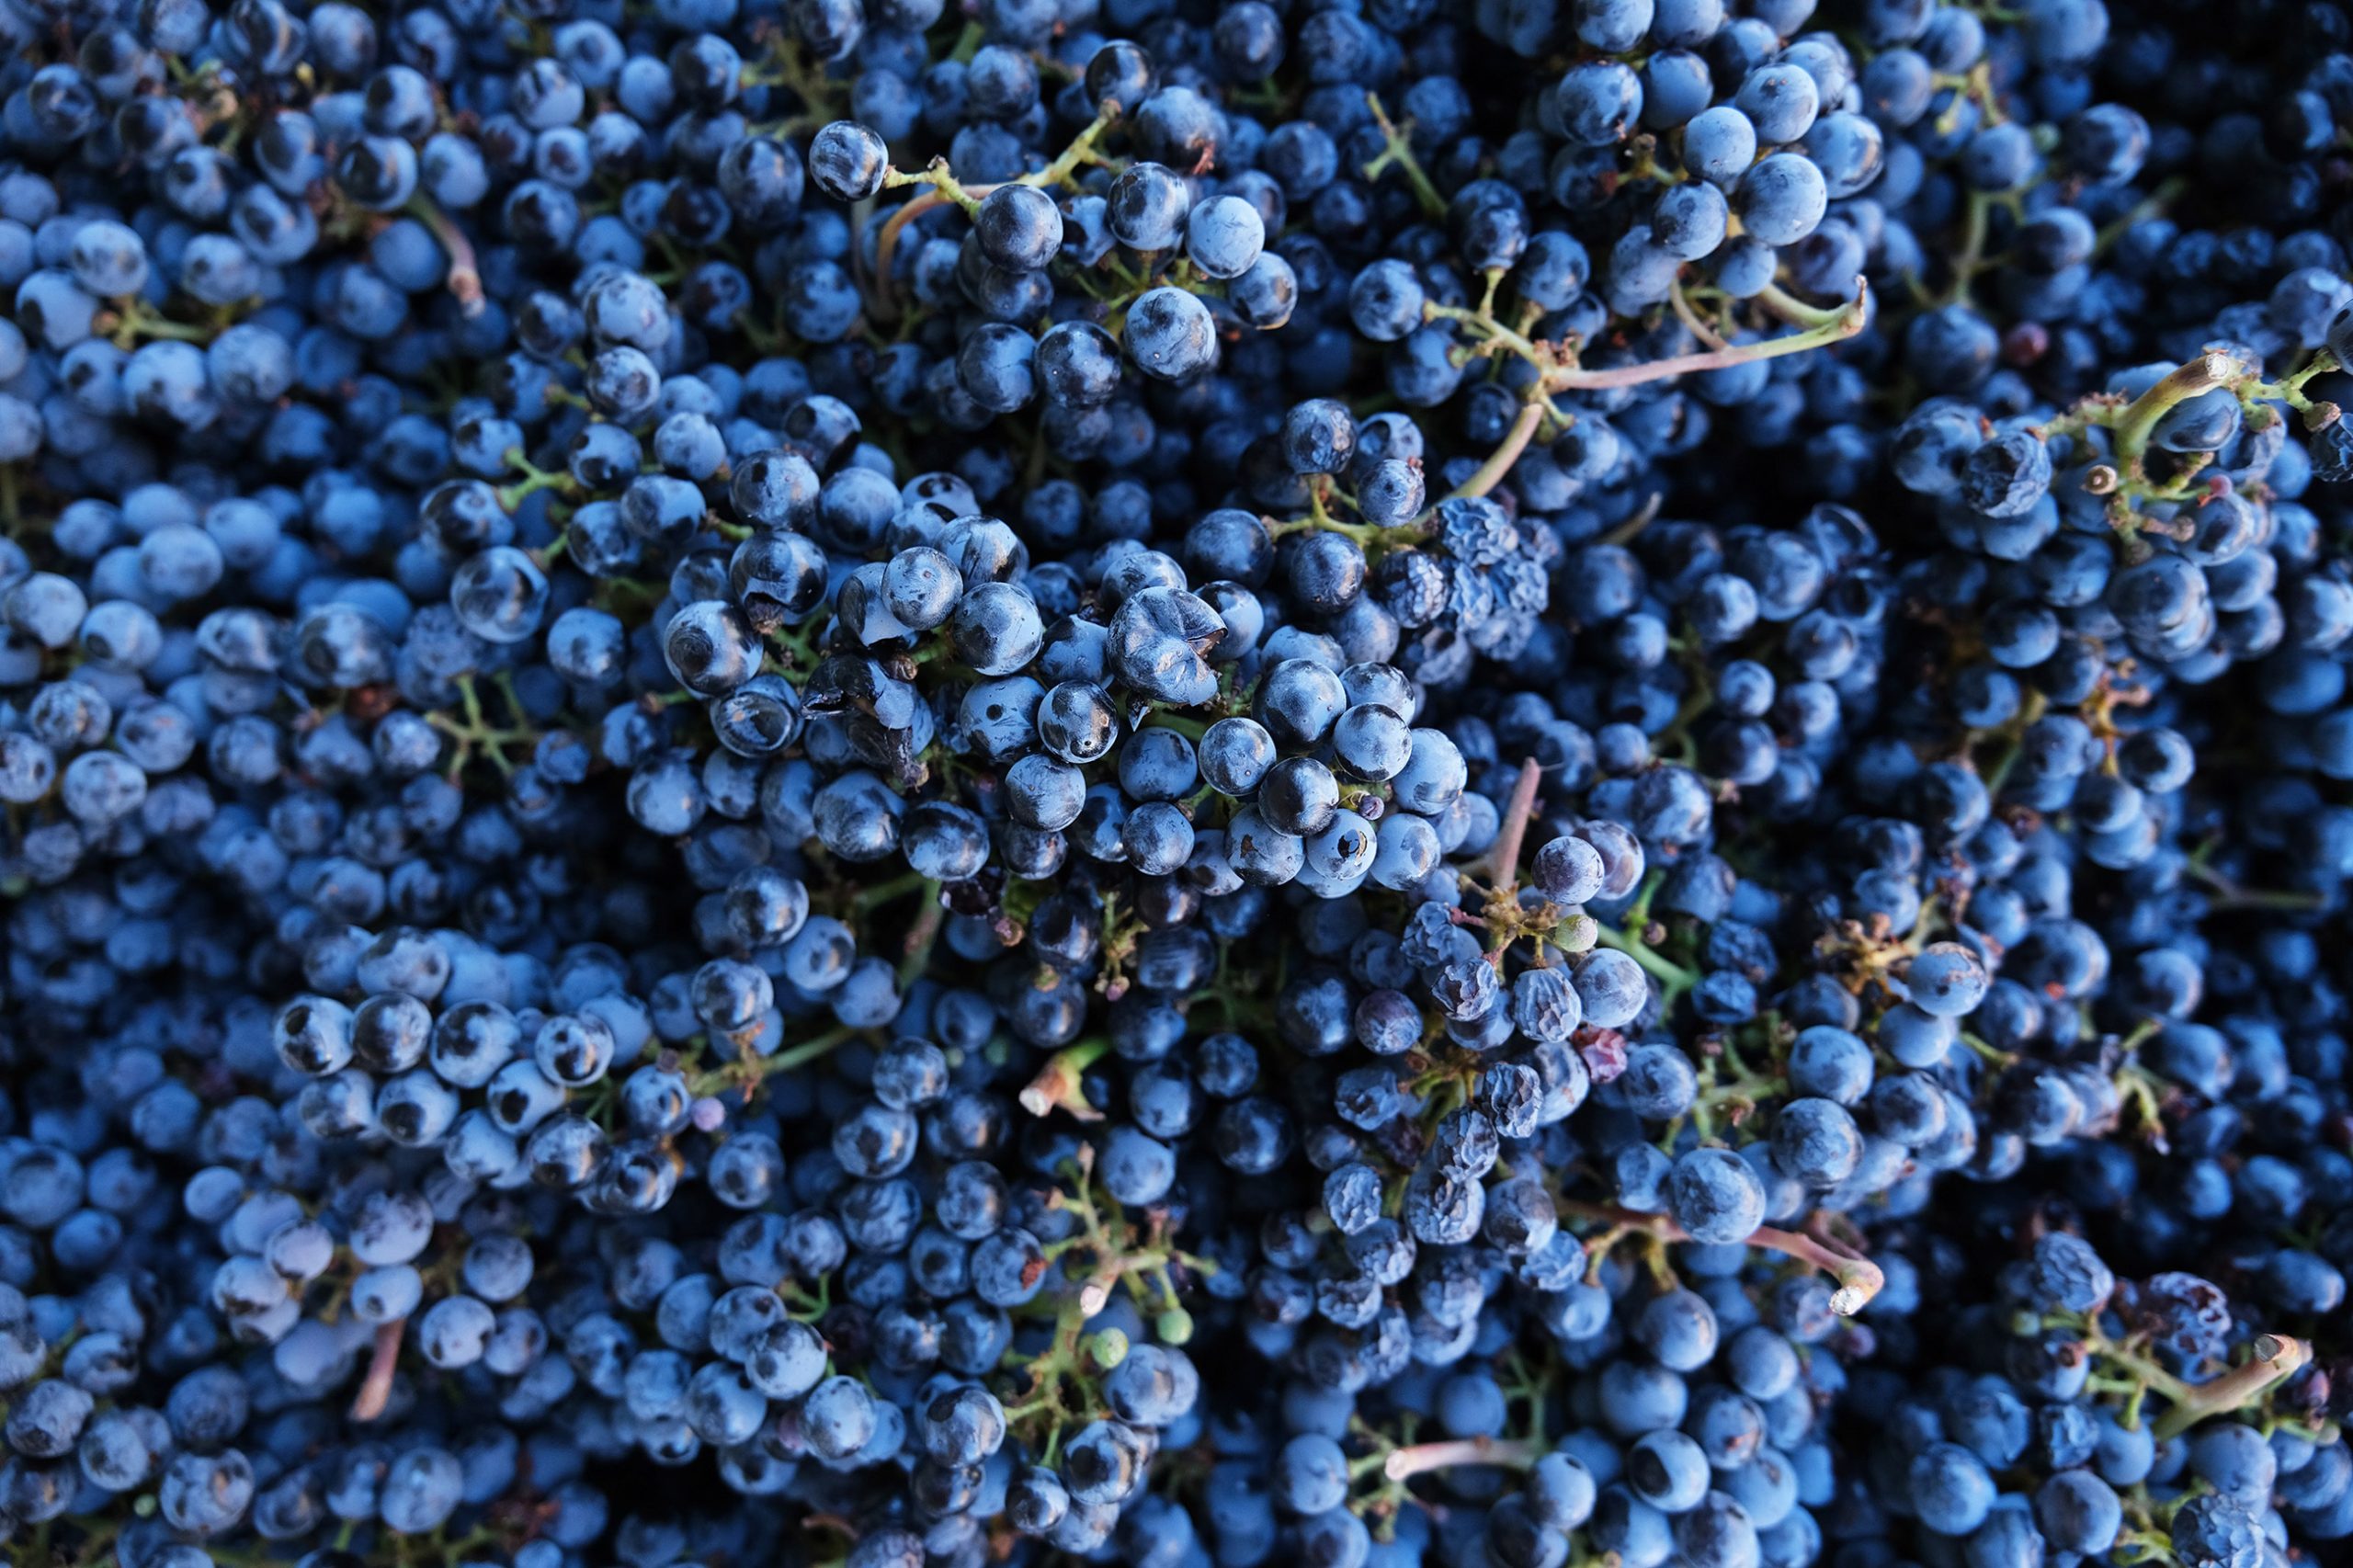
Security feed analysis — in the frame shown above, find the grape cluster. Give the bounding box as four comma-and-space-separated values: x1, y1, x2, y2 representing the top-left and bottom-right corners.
4, 0, 2353, 1565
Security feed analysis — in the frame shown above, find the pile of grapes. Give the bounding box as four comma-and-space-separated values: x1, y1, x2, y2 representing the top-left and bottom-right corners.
2, 0, 2352, 1564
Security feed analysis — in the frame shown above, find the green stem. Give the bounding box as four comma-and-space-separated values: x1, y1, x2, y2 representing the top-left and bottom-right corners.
1944, 189, 1995, 307
1021, 107, 1121, 189
497, 451, 574, 509
109, 303, 214, 345
1361, 93, 1447, 220
1422, 300, 1549, 365
2240, 348, 2339, 414
1755, 280, 1852, 330
2093, 177, 2186, 258
1020, 1039, 1113, 1119
1143, 710, 1209, 740
2113, 352, 2243, 469
1543, 279, 1868, 392
1698, 1072, 1786, 1112
851, 869, 928, 911
1960, 1031, 2017, 1068
1670, 275, 1729, 349
767, 1021, 859, 1074
881, 156, 990, 214
2086, 1334, 2192, 1407
1590, 922, 1699, 992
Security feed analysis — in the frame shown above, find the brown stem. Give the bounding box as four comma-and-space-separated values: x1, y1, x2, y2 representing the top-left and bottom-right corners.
896, 888, 946, 986
1482, 757, 1546, 898
2151, 1335, 2311, 1442
870, 190, 949, 321
870, 181, 1002, 321
1019, 1039, 1111, 1121
1382, 1436, 1544, 1483
405, 200, 484, 319
1077, 1265, 1122, 1318
350, 1318, 405, 1421
1561, 1200, 1884, 1314
1074, 1248, 1176, 1317
1447, 402, 1547, 504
